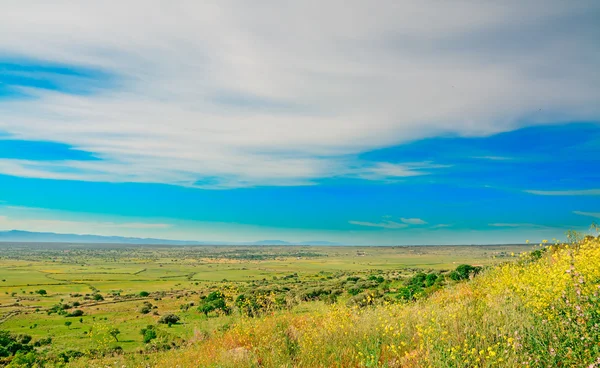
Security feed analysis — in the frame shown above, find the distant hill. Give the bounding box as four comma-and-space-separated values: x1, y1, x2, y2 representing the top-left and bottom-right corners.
0, 230, 339, 246
251, 240, 340, 245
252, 239, 292, 245
297, 240, 340, 246
0, 230, 204, 245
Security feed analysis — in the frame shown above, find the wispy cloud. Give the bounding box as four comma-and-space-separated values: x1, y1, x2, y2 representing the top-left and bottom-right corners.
105, 223, 171, 229
400, 218, 428, 225
573, 211, 600, 219
349, 217, 429, 228
0, 205, 172, 234
524, 189, 600, 196
471, 156, 513, 161
349, 220, 408, 229
350, 162, 449, 182
0, 215, 171, 232
488, 223, 549, 228
0, 2, 598, 187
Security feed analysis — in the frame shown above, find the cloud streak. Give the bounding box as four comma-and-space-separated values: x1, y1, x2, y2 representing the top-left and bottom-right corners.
400, 218, 428, 225
525, 189, 600, 196
0, 215, 171, 232
349, 217, 430, 229
349, 220, 408, 229
488, 223, 549, 229
573, 211, 600, 219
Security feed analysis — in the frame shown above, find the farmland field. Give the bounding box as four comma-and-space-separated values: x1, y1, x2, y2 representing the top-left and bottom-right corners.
0, 242, 531, 364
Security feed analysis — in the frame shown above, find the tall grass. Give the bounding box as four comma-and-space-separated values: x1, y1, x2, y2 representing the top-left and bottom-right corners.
75, 236, 600, 367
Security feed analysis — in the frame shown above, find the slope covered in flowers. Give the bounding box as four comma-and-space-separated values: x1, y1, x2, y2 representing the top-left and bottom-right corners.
78, 236, 600, 368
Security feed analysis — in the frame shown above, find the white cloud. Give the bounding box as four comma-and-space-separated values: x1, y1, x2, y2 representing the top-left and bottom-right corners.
400, 218, 428, 225
0, 215, 171, 233
0, 1, 598, 187
573, 211, 600, 219
349, 216, 429, 228
349, 220, 408, 229
471, 156, 513, 161
103, 223, 171, 229
488, 223, 548, 228
525, 189, 600, 196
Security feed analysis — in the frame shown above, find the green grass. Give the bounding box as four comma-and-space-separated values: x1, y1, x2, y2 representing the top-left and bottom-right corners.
0, 243, 531, 363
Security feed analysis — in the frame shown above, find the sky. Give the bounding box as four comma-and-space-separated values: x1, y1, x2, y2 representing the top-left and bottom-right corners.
0, 1, 599, 245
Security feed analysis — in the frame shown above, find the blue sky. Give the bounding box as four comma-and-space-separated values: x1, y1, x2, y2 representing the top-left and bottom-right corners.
0, 1, 599, 244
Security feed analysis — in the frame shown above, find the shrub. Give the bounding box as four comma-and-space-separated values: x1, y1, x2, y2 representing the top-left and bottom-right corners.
58, 349, 83, 363
67, 309, 84, 317
346, 291, 378, 308
9, 351, 39, 367
158, 314, 179, 325
33, 337, 52, 347
368, 275, 385, 283
0, 330, 34, 357
140, 306, 152, 314
235, 294, 259, 317
396, 286, 418, 301
449, 264, 482, 281
141, 325, 158, 343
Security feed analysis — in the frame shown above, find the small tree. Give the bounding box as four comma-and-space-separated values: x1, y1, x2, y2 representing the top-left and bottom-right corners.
197, 291, 229, 316
450, 264, 482, 281
140, 301, 153, 314
139, 291, 150, 297
67, 310, 84, 317
109, 328, 120, 342
64, 321, 72, 329
157, 314, 179, 325
425, 273, 438, 287
35, 290, 47, 296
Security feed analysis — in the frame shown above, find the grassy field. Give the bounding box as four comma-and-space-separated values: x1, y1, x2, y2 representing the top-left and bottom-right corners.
59, 236, 599, 368
0, 243, 535, 366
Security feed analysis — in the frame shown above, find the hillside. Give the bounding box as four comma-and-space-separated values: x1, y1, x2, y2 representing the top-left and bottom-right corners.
70, 235, 600, 367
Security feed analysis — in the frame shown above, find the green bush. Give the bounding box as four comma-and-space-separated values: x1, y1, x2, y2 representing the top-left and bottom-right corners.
8, 350, 39, 367
449, 264, 482, 281
198, 291, 230, 316
158, 314, 179, 325
141, 325, 158, 343
67, 310, 84, 317
0, 331, 34, 358
57, 349, 83, 363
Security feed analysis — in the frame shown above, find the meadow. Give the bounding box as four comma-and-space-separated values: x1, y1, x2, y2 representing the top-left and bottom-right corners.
1, 239, 598, 367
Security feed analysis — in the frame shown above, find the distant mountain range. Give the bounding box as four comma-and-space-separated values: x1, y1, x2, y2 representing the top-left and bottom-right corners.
0, 230, 339, 246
